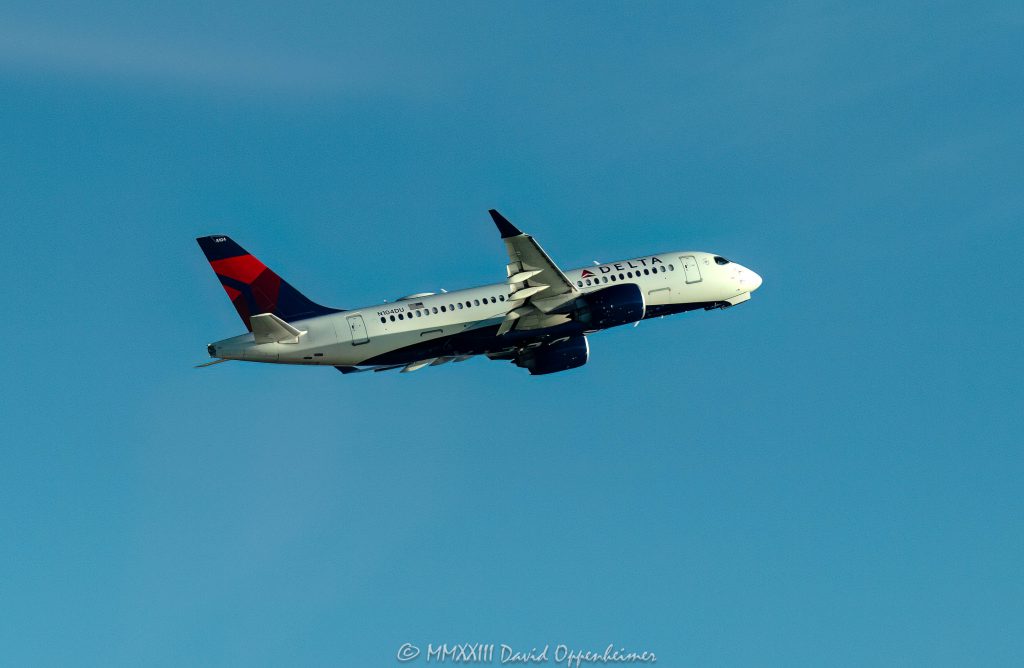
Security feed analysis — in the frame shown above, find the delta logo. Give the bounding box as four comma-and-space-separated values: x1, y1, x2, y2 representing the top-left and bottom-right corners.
581, 269, 595, 278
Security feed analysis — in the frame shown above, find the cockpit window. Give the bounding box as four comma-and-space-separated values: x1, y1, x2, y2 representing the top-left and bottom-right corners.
714, 256, 731, 265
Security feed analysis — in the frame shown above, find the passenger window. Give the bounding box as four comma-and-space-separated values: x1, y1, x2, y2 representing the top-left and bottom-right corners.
602, 276, 608, 283
669, 264, 674, 271
449, 304, 454, 310
627, 271, 633, 278
458, 303, 463, 309
432, 307, 438, 314
499, 295, 505, 301
577, 280, 583, 287
380, 317, 386, 323
643, 268, 650, 275
465, 301, 471, 308
398, 313, 404, 320
389, 315, 396, 321
661, 266, 667, 273
474, 299, 480, 306
619, 273, 625, 280
440, 306, 446, 312
610, 274, 617, 282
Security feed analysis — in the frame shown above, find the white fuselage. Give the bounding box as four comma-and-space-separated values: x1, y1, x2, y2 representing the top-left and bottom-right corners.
208, 250, 761, 368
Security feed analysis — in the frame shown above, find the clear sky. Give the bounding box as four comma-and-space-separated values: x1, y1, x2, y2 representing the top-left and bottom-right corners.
1, 2, 1021, 666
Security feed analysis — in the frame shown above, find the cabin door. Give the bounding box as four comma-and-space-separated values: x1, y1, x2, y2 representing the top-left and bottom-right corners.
347, 315, 369, 345
680, 255, 702, 284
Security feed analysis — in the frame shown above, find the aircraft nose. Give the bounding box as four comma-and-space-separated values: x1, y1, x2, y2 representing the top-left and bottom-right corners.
737, 266, 762, 292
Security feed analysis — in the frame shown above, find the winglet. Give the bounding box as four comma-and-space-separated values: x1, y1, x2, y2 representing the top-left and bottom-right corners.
489, 209, 523, 238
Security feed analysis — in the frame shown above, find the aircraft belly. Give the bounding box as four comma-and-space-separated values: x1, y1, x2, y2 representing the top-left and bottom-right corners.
356, 320, 587, 367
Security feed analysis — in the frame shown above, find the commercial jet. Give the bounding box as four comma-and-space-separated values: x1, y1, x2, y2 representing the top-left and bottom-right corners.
196, 210, 762, 375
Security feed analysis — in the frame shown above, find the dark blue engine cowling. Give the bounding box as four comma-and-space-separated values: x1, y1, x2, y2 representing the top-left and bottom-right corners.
515, 335, 589, 375
578, 283, 646, 329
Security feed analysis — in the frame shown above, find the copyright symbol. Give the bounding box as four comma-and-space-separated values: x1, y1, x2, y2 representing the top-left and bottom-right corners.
397, 643, 420, 662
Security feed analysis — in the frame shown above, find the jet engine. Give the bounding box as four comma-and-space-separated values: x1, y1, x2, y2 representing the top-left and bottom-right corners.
577, 283, 646, 329
514, 335, 589, 375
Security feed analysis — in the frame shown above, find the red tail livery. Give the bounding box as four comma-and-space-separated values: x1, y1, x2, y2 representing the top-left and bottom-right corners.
196, 236, 340, 330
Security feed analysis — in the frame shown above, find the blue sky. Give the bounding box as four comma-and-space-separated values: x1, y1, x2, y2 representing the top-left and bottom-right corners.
1, 2, 1021, 666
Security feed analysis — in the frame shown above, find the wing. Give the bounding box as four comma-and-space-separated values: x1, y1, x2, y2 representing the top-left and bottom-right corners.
488, 209, 579, 335
334, 355, 476, 375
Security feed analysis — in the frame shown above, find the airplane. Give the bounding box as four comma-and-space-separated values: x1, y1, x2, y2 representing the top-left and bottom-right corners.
196, 209, 762, 375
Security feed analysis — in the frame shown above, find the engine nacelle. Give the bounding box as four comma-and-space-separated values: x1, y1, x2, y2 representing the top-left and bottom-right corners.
514, 335, 589, 375
578, 283, 646, 329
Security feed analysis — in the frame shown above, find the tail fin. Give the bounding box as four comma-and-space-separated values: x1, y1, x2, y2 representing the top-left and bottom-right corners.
196, 235, 341, 331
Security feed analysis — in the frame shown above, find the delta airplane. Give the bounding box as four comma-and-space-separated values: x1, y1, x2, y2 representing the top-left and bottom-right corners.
196, 210, 762, 375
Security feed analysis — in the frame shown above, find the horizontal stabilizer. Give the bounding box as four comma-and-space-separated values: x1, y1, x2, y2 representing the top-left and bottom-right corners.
250, 312, 305, 344
194, 358, 231, 368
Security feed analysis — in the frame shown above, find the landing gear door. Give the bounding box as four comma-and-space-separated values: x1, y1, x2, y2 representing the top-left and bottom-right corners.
347, 315, 369, 345
680, 255, 702, 284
